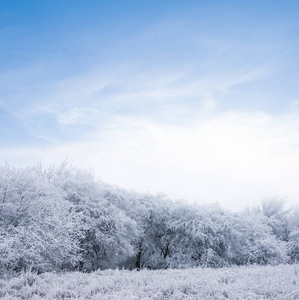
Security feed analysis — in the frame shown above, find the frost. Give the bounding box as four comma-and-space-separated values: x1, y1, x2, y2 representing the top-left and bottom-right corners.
0, 264, 298, 299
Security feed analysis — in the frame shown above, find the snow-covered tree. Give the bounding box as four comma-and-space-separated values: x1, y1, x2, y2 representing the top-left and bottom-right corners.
1, 161, 295, 275
287, 206, 299, 261
0, 164, 84, 275
260, 198, 290, 241
103, 186, 174, 269
242, 212, 288, 265
44, 163, 139, 271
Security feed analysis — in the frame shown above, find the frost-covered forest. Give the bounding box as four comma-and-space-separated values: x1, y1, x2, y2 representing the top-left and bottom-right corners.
0, 162, 299, 277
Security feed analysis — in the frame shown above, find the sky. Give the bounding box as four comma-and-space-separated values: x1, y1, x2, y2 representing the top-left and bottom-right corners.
1, 0, 299, 211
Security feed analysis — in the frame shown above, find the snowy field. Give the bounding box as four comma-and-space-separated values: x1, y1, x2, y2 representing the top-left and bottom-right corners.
0, 264, 298, 299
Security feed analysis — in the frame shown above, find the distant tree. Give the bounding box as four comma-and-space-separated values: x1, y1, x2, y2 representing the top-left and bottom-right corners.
260, 198, 290, 241
103, 187, 174, 269
287, 206, 299, 262
287, 228, 299, 262
166, 203, 221, 268
242, 211, 288, 265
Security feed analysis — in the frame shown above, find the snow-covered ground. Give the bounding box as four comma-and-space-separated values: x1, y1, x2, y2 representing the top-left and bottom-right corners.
1, 264, 298, 299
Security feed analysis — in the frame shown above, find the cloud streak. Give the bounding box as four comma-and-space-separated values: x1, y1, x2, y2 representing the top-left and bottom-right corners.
0, 59, 270, 146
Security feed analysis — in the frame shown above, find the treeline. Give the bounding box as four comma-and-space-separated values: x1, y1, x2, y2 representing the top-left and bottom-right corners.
0, 163, 298, 276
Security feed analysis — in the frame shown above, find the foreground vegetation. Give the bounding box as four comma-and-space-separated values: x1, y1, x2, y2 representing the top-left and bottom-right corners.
1, 264, 298, 299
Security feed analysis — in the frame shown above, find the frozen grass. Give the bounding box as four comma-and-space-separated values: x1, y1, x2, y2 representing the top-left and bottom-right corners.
0, 264, 298, 299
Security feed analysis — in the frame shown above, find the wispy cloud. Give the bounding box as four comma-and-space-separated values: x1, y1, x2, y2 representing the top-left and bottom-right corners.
1, 58, 269, 145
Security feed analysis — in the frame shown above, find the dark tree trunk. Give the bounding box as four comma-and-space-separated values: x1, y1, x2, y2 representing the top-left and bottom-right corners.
135, 243, 142, 269
162, 243, 169, 259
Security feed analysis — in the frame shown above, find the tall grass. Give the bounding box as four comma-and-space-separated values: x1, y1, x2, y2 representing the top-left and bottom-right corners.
0, 264, 298, 299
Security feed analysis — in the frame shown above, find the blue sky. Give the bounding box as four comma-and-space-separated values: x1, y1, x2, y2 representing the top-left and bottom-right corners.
1, 1, 299, 210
